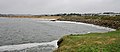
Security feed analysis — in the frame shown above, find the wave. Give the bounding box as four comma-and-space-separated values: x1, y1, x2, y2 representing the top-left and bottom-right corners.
0, 40, 58, 52
55, 21, 116, 31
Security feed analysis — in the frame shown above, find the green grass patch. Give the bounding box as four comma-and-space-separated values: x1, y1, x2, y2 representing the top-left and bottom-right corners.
54, 30, 120, 52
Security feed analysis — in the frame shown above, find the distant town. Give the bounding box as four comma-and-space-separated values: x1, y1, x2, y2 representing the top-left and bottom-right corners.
0, 12, 120, 17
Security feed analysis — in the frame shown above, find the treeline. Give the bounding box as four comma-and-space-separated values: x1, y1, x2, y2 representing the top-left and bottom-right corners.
0, 13, 82, 18
0, 13, 96, 17
0, 14, 33, 17
1, 12, 120, 17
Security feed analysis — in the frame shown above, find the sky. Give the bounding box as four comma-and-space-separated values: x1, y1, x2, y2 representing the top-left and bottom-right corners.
0, 0, 120, 14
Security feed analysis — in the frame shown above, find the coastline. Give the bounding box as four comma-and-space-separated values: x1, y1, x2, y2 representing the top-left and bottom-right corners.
0, 17, 118, 52
54, 16, 120, 52
0, 17, 115, 52
55, 21, 116, 31
54, 30, 120, 52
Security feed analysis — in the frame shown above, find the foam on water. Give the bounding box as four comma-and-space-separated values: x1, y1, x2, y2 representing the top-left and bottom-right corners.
0, 40, 58, 52
55, 21, 116, 31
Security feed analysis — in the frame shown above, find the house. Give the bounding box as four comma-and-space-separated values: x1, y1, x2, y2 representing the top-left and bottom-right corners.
99, 12, 120, 16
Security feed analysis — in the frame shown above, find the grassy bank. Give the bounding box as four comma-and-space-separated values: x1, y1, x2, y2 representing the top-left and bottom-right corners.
55, 16, 120, 52
54, 30, 120, 52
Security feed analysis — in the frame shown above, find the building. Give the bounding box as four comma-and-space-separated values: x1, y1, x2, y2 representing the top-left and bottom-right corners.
99, 12, 120, 16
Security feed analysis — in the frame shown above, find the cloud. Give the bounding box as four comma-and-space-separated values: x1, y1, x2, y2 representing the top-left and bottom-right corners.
0, 0, 119, 14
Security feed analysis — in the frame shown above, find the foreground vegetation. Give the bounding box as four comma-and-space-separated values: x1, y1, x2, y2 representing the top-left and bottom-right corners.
55, 16, 120, 52
54, 30, 120, 52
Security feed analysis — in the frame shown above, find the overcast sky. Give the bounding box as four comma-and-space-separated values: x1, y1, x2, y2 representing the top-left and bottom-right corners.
0, 0, 120, 14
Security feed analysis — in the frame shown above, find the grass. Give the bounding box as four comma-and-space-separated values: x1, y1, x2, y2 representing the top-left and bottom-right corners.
54, 30, 120, 52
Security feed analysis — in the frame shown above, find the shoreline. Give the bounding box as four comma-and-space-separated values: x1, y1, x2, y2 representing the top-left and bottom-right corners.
0, 17, 117, 52
54, 16, 120, 52
55, 30, 120, 52
0, 18, 115, 52
54, 21, 116, 31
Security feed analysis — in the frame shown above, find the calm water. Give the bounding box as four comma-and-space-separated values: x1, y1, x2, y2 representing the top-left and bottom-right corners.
0, 17, 114, 52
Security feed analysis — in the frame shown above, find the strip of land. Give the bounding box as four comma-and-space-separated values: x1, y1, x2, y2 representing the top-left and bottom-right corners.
57, 16, 120, 29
